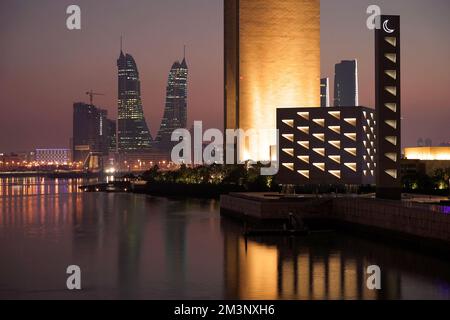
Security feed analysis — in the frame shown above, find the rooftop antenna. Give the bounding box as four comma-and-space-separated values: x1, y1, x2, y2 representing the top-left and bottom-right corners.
120, 36, 123, 53
183, 44, 186, 60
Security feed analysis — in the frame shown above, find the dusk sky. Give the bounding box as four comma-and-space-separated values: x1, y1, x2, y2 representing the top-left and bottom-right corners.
1, 0, 449, 152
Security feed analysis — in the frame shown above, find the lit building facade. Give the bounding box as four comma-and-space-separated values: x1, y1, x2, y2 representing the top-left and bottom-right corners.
375, 15, 401, 200
155, 55, 188, 152
225, 0, 321, 161
36, 149, 70, 164
334, 60, 359, 107
117, 49, 152, 152
404, 147, 450, 161
277, 106, 376, 185
320, 78, 330, 107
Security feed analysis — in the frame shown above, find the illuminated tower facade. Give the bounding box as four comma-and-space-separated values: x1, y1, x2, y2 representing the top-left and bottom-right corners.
225, 0, 321, 161
117, 49, 152, 152
375, 15, 401, 200
155, 54, 188, 152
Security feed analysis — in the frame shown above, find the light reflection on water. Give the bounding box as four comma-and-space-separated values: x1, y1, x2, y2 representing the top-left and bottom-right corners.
1, 177, 450, 300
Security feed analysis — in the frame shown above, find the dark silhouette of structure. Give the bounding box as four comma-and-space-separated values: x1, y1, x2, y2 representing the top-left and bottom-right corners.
334, 60, 359, 107
72, 102, 114, 162
375, 15, 401, 200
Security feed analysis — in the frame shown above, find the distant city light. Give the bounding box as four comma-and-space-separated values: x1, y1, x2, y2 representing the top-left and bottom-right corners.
404, 147, 450, 161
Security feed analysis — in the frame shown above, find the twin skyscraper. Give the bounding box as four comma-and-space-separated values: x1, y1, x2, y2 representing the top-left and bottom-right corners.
117, 45, 188, 154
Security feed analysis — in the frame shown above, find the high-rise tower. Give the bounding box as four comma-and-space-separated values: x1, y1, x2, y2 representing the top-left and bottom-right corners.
156, 51, 188, 152
334, 60, 359, 107
320, 78, 330, 107
225, 0, 321, 161
117, 47, 152, 153
375, 15, 401, 200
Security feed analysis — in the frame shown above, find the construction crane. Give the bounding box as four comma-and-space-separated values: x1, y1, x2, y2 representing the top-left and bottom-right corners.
86, 90, 105, 105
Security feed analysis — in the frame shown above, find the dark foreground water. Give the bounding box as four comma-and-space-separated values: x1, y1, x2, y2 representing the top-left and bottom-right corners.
1, 177, 450, 300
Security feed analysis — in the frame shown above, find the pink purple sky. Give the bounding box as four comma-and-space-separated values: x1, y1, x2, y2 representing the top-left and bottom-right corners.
0, 0, 449, 152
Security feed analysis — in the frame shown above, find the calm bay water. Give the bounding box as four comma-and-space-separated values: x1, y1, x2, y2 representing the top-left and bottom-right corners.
1, 177, 450, 300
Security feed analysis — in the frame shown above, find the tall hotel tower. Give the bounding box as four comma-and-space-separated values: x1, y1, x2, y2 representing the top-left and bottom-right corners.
225, 0, 321, 161
375, 16, 401, 200
117, 48, 152, 152
156, 53, 189, 152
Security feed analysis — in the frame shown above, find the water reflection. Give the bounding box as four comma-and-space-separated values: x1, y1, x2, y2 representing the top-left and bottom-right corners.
1, 178, 450, 299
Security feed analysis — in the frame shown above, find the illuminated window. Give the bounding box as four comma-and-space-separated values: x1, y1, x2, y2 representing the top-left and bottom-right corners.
298, 112, 309, 120
345, 163, 357, 172
298, 126, 309, 134
282, 148, 294, 157
344, 133, 357, 141
385, 153, 397, 162
363, 126, 367, 133
298, 170, 310, 179
385, 136, 398, 146
313, 119, 325, 127
313, 163, 325, 171
363, 170, 367, 176
282, 119, 294, 128
344, 118, 357, 126
313, 148, 325, 157
385, 169, 398, 179
298, 156, 309, 164
363, 155, 367, 161
328, 126, 341, 134
371, 170, 374, 176
282, 134, 294, 142
329, 170, 341, 179
385, 37, 397, 47
328, 140, 341, 149
385, 103, 397, 112
298, 141, 310, 150
385, 120, 397, 129
385, 70, 397, 80
344, 148, 357, 156
282, 163, 294, 171
363, 111, 367, 118
385, 86, 397, 96
385, 53, 397, 63
328, 155, 341, 164
328, 111, 341, 120
313, 133, 325, 142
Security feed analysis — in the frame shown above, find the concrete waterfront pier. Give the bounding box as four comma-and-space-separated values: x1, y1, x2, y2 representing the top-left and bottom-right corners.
220, 193, 450, 247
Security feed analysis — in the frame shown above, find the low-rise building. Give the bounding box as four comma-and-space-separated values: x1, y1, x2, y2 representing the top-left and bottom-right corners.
277, 106, 376, 186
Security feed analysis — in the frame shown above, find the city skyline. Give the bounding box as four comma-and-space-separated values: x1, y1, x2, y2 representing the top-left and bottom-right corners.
1, 0, 450, 153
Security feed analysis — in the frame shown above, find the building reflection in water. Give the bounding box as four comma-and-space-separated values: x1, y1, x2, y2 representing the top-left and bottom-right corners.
221, 219, 405, 300
2, 179, 450, 299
